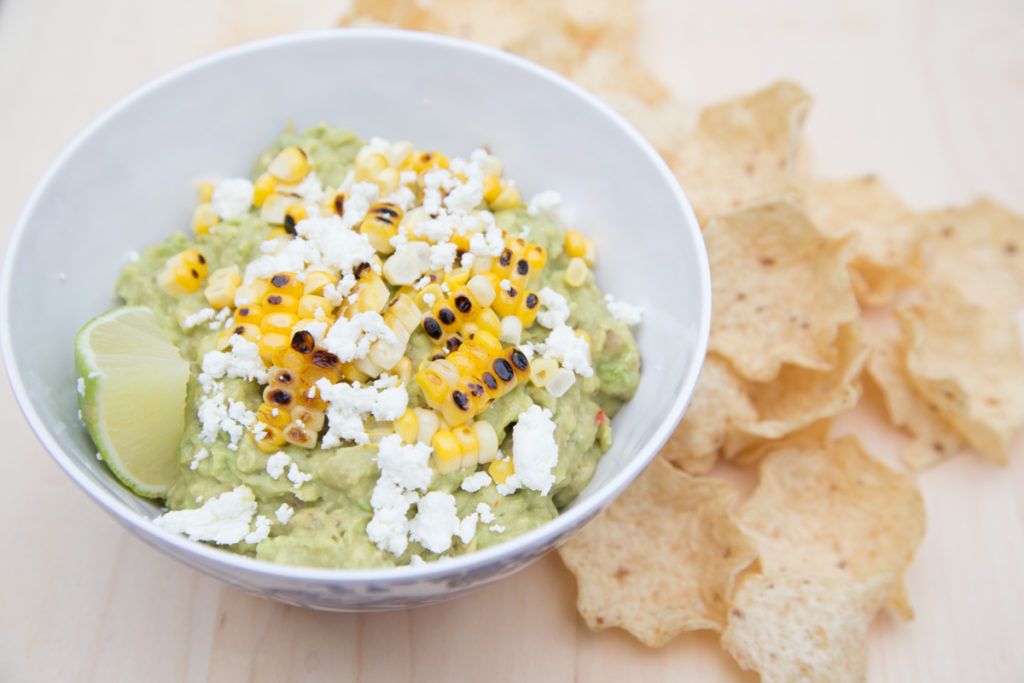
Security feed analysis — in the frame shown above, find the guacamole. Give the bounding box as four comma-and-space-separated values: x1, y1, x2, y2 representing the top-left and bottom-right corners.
112, 126, 641, 568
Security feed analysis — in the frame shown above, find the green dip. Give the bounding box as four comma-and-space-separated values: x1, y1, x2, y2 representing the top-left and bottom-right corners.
114, 125, 640, 568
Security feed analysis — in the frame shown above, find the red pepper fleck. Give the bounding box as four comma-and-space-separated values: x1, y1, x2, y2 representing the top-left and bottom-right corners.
595, 410, 606, 425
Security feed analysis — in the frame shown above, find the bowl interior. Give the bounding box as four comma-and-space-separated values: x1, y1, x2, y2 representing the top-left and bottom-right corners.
2, 29, 709, 593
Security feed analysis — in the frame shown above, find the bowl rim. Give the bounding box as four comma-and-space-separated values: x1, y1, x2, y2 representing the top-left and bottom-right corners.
1, 27, 710, 586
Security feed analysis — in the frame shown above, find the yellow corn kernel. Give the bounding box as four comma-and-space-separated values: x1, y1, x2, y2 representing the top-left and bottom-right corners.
359, 202, 402, 254
274, 345, 309, 372
408, 151, 449, 173
517, 290, 540, 327
217, 322, 259, 350
267, 146, 311, 184
453, 425, 479, 468
157, 263, 202, 295
252, 174, 276, 207
466, 274, 496, 308
257, 332, 290, 363
374, 167, 400, 196
473, 420, 499, 464
395, 409, 419, 444
481, 175, 502, 203
283, 422, 318, 449
262, 292, 299, 315
491, 283, 524, 318
267, 272, 304, 298
338, 361, 369, 384
442, 267, 471, 291
412, 407, 439, 445
197, 180, 215, 203
233, 304, 263, 326
355, 153, 389, 182
393, 356, 413, 386
180, 249, 208, 277
192, 203, 219, 235
564, 230, 587, 258
413, 282, 444, 310
303, 269, 336, 295
525, 244, 547, 278
565, 257, 588, 287
284, 204, 307, 233
204, 267, 241, 309
576, 328, 591, 345
260, 312, 298, 334
431, 430, 463, 474
499, 315, 522, 345
253, 425, 286, 453
488, 457, 514, 484
257, 402, 291, 430
489, 183, 520, 210
260, 193, 301, 225
297, 294, 331, 319
529, 357, 559, 387
583, 237, 596, 266
475, 308, 503, 338
291, 405, 325, 433
263, 384, 296, 410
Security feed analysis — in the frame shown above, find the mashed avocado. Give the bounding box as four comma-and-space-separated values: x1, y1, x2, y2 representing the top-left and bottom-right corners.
114, 125, 640, 568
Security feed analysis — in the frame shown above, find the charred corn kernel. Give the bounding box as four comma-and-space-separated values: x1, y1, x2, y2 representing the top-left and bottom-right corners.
393, 356, 413, 386
395, 409, 419, 444
488, 457, 514, 484
473, 421, 499, 464
297, 294, 331, 319
291, 405, 325, 433
262, 293, 298, 316
204, 267, 241, 309
283, 204, 307, 233
413, 407, 439, 444
254, 425, 286, 453
489, 183, 520, 210
217, 323, 258, 349
197, 180, 215, 203
192, 203, 219, 235
456, 377, 491, 416
303, 269, 336, 295
505, 346, 531, 383
267, 365, 300, 392
268, 272, 304, 299
407, 151, 449, 173
564, 230, 587, 258
565, 257, 588, 287
360, 202, 402, 254
491, 283, 524, 318
283, 422, 318, 448
355, 153, 388, 182
233, 304, 263, 325
267, 146, 311, 184
499, 315, 522, 344
529, 357, 559, 387
260, 193, 301, 225
524, 245, 547, 278
252, 174, 276, 207
431, 430, 462, 474
482, 175, 502, 203
452, 425, 479, 468
157, 248, 208, 295
263, 384, 295, 410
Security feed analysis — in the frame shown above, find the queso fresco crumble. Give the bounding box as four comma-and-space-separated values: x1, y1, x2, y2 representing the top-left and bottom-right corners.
108, 125, 642, 568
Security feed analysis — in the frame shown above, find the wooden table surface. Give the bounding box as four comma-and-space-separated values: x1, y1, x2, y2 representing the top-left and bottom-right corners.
2, 0, 1022, 680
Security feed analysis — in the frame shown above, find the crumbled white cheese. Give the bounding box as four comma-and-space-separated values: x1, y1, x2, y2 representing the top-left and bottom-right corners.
526, 190, 563, 217
499, 278, 512, 291
321, 311, 396, 363
181, 307, 217, 330
409, 491, 460, 554
198, 337, 268, 393
409, 554, 426, 567
367, 478, 419, 556
456, 512, 479, 544
476, 502, 495, 524
497, 406, 559, 496
383, 185, 417, 211
422, 292, 437, 307
295, 214, 377, 272
428, 242, 458, 272
413, 275, 433, 290
537, 287, 570, 328
153, 485, 258, 545
244, 515, 272, 544
535, 325, 593, 377
444, 177, 483, 214
317, 375, 408, 447
460, 471, 492, 493
490, 524, 506, 533
275, 503, 294, 525
287, 462, 313, 488
279, 171, 325, 205
266, 452, 290, 480
337, 181, 381, 230
604, 293, 644, 326
189, 447, 210, 471
211, 178, 255, 219
196, 393, 256, 446
375, 434, 434, 491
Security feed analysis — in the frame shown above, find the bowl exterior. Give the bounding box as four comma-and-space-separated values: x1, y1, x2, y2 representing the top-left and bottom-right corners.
1, 29, 709, 609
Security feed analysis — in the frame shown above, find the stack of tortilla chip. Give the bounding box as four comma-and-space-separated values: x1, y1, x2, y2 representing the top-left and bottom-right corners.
340, 2, 1024, 679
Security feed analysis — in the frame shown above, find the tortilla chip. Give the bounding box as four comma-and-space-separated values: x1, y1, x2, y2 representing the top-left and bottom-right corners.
737, 436, 926, 620
722, 572, 892, 683
863, 320, 964, 469
898, 287, 1024, 465
921, 198, 1024, 310
806, 175, 926, 306
558, 457, 757, 646
660, 354, 756, 474
706, 198, 860, 382
724, 322, 869, 461
673, 81, 811, 225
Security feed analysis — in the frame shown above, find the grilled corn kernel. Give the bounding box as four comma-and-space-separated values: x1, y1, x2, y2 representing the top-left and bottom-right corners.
565, 257, 588, 287
489, 183, 520, 210
488, 457, 515, 484
197, 180, 215, 203
303, 269, 336, 295
355, 153, 388, 182
431, 430, 463, 474
408, 151, 449, 173
466, 274, 496, 308
291, 405, 325, 433
360, 202, 402, 254
254, 425, 286, 453
252, 174, 276, 207
204, 267, 241, 309
453, 425, 479, 468
499, 315, 522, 345
473, 421, 499, 464
583, 238, 596, 266
283, 204, 307, 233
268, 272, 305, 299
412, 407, 439, 444
395, 409, 419, 444
257, 402, 291, 430
262, 293, 299, 315
192, 203, 219, 235
298, 294, 331, 319
257, 332, 290, 363
283, 422, 318, 448
267, 146, 311, 184
393, 356, 413, 386
374, 167, 400, 196
233, 304, 263, 325
564, 230, 587, 258
233, 280, 268, 307
482, 175, 502, 203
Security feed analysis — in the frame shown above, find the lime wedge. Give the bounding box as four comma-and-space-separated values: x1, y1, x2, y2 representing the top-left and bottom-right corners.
74, 306, 189, 498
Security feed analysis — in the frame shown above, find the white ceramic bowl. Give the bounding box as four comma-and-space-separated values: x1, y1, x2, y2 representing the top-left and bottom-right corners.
1, 29, 709, 610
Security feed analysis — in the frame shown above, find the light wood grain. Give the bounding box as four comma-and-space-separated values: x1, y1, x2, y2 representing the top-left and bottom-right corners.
2, 0, 1022, 680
